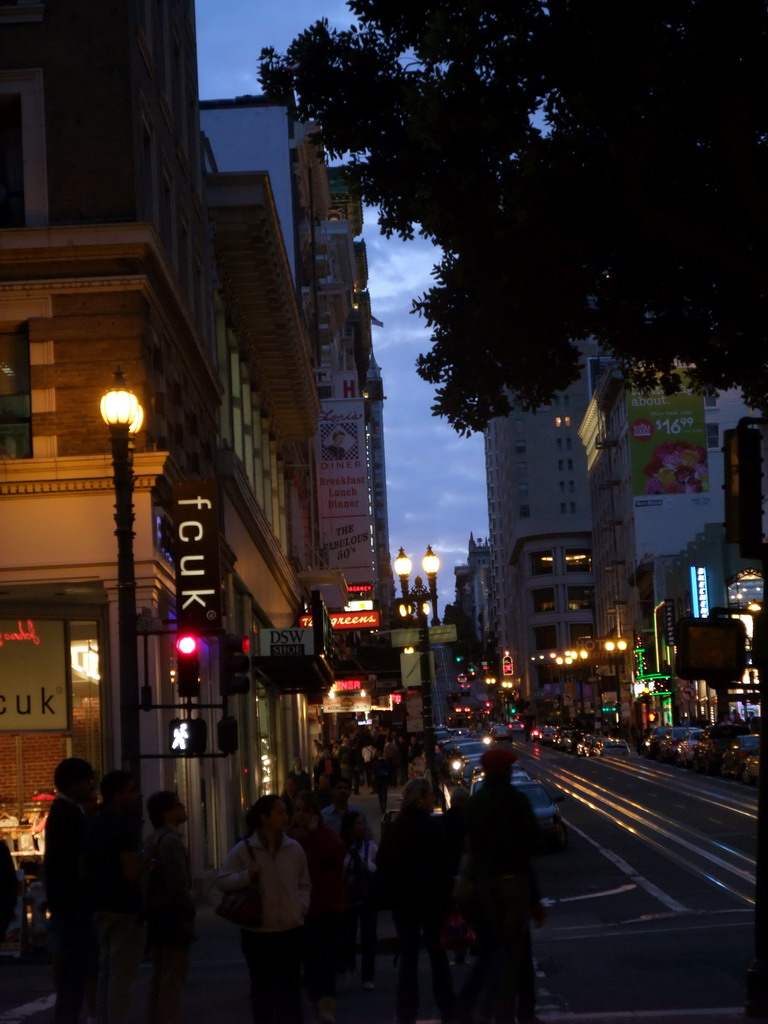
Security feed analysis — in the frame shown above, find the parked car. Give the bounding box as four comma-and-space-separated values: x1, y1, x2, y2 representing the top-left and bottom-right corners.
555, 729, 577, 753
743, 751, 760, 785
692, 723, 752, 775
470, 776, 567, 851
674, 728, 704, 767
642, 725, 673, 759
575, 734, 600, 757
657, 726, 693, 763
595, 737, 631, 756
532, 725, 556, 745
721, 734, 760, 779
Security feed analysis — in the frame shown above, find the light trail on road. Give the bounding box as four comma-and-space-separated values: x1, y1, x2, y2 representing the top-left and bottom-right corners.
517, 748, 756, 907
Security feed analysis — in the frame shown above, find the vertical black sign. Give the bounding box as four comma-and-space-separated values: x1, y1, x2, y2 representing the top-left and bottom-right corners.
172, 480, 222, 632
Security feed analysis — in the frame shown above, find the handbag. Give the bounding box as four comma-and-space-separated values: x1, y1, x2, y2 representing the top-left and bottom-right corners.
215, 840, 263, 928
440, 908, 476, 951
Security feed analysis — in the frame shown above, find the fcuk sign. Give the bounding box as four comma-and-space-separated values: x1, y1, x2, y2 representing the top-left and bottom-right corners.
172, 481, 223, 631
260, 628, 316, 657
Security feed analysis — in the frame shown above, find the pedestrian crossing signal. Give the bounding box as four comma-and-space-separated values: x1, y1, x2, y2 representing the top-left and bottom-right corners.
169, 718, 207, 756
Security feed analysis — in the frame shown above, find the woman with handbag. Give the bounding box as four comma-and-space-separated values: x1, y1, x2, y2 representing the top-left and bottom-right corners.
217, 795, 310, 1024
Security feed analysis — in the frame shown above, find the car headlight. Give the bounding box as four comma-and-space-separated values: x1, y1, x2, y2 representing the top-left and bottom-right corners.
451, 760, 462, 771
483, 735, 492, 744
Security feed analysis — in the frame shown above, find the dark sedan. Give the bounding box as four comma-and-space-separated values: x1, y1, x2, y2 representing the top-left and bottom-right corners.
692, 723, 752, 775
721, 734, 760, 779
470, 777, 568, 851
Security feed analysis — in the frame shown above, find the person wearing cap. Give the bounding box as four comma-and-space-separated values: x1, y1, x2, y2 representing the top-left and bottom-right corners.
457, 746, 542, 1023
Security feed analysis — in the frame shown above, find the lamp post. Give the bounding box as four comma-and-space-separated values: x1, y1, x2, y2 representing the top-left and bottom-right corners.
395, 547, 440, 803
603, 638, 628, 735
100, 368, 144, 779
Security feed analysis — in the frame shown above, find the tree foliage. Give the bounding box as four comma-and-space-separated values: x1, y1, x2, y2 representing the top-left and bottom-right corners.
260, 1, 768, 433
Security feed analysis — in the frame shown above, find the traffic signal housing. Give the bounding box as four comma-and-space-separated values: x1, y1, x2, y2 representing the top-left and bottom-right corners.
169, 717, 207, 756
502, 652, 513, 676
175, 634, 201, 698
220, 634, 251, 695
217, 716, 239, 755
724, 425, 765, 558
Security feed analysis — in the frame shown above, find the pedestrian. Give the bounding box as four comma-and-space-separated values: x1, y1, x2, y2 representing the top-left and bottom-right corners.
456, 747, 542, 1023
441, 786, 470, 965
315, 773, 334, 810
321, 778, 373, 839
350, 736, 364, 795
43, 757, 96, 1024
281, 775, 298, 818
291, 792, 346, 1023
337, 736, 354, 788
288, 759, 311, 795
361, 738, 376, 791
383, 732, 400, 785
372, 751, 391, 815
340, 810, 378, 991
217, 794, 310, 1024
0, 837, 17, 943
82, 770, 145, 1024
396, 733, 409, 785
144, 791, 195, 1024
376, 778, 458, 1024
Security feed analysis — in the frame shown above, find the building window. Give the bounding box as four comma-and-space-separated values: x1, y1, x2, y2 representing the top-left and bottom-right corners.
706, 422, 719, 449
0, 93, 23, 226
556, 438, 563, 450
560, 502, 567, 514
519, 504, 530, 518
558, 459, 564, 471
565, 549, 592, 573
564, 416, 571, 427
559, 481, 565, 494
515, 439, 526, 453
705, 395, 718, 407
532, 587, 556, 613
530, 551, 554, 575
555, 416, 563, 427
568, 458, 574, 470
570, 623, 592, 646
518, 482, 529, 497
533, 624, 558, 651
567, 585, 594, 610
566, 437, 572, 450
516, 461, 527, 474
570, 501, 576, 513
0, 328, 31, 457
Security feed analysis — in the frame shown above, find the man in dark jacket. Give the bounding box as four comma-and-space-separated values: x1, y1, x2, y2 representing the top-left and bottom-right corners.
44, 757, 95, 1024
377, 778, 457, 1024
83, 770, 144, 1024
458, 746, 542, 1024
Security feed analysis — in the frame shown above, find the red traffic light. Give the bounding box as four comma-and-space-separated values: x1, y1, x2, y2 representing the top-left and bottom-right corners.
176, 634, 200, 656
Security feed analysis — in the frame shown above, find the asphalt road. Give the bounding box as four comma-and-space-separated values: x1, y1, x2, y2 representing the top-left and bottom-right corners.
0, 743, 760, 1023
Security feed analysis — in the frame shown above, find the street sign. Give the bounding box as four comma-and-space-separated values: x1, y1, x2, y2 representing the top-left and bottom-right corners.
322, 693, 371, 714
259, 627, 315, 657
390, 624, 458, 647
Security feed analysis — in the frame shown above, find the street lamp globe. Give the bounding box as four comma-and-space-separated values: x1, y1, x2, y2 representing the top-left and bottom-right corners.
422, 545, 440, 578
100, 368, 144, 434
394, 547, 412, 580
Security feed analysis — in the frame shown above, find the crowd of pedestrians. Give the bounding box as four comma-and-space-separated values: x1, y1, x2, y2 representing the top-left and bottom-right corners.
35, 727, 543, 1024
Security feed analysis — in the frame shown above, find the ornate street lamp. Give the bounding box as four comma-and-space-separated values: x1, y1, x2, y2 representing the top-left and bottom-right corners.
602, 638, 628, 734
395, 547, 440, 803
100, 368, 144, 778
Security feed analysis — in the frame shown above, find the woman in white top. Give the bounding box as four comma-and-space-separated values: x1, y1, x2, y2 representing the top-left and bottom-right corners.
217, 795, 310, 1023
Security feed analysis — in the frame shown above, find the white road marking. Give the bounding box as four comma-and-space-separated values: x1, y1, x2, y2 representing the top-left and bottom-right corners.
565, 819, 690, 913
0, 994, 55, 1023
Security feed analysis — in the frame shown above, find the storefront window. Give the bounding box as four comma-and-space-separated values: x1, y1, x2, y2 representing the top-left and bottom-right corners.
69, 622, 102, 772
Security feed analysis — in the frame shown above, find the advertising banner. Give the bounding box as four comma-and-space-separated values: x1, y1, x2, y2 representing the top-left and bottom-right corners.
0, 619, 68, 730
316, 397, 374, 585
628, 372, 708, 500
627, 371, 713, 558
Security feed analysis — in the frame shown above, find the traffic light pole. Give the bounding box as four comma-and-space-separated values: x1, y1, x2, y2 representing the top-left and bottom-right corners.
747, 563, 768, 1015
